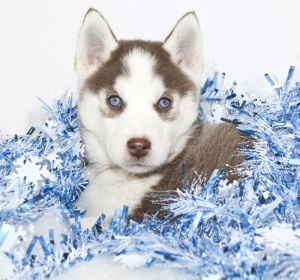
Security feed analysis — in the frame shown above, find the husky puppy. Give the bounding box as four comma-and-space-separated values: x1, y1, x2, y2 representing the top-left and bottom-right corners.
75, 9, 246, 226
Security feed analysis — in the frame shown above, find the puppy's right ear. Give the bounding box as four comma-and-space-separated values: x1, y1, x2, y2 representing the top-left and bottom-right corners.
75, 9, 118, 84
163, 12, 203, 88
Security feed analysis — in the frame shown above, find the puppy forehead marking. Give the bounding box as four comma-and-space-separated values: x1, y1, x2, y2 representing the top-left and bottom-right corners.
124, 49, 157, 81
115, 49, 165, 100
83, 40, 195, 95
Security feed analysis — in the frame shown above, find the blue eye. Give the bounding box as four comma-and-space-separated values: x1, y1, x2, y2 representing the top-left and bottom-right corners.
158, 98, 171, 109
108, 96, 122, 107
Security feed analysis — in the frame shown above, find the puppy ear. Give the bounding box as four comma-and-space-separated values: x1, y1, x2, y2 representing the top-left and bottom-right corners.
163, 12, 203, 88
75, 9, 118, 83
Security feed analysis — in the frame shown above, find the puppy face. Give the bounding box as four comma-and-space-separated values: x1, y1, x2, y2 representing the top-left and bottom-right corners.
75, 9, 203, 174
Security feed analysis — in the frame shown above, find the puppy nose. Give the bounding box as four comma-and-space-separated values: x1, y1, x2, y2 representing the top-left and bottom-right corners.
127, 138, 151, 159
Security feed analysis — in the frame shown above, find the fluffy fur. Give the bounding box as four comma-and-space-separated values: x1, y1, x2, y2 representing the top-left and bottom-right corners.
75, 9, 246, 226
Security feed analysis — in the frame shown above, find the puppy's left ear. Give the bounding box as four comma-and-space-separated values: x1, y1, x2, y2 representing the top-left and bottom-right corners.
163, 12, 203, 88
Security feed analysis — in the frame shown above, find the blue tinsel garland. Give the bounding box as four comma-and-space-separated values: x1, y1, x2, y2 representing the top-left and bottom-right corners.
1, 67, 300, 279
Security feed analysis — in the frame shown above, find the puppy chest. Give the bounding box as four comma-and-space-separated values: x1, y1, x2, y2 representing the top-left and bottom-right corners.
96, 169, 162, 211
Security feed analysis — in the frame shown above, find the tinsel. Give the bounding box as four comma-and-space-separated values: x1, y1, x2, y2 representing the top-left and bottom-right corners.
1, 67, 300, 279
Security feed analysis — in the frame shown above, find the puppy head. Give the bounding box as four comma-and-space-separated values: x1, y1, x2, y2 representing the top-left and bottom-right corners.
75, 9, 203, 174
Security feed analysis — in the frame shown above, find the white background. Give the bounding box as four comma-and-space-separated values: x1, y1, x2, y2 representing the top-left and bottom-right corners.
0, 0, 300, 134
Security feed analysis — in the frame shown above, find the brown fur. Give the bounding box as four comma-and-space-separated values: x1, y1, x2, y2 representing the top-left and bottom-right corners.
130, 122, 250, 221
84, 40, 195, 96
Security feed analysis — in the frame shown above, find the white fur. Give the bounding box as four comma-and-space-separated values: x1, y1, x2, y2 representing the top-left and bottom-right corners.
78, 50, 198, 226
77, 168, 162, 228
75, 10, 203, 227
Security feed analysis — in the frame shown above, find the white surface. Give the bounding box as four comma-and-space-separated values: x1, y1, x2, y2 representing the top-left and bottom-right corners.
1, 1, 300, 279
0, 0, 300, 134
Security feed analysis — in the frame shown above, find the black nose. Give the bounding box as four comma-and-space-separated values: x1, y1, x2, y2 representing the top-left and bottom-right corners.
127, 138, 151, 159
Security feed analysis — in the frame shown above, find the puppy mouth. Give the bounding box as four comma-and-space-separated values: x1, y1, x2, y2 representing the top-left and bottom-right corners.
128, 161, 149, 167
129, 162, 144, 166
123, 161, 155, 174
127, 156, 148, 165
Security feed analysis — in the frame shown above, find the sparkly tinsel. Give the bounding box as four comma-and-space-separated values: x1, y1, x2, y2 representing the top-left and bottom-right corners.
1, 67, 300, 279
